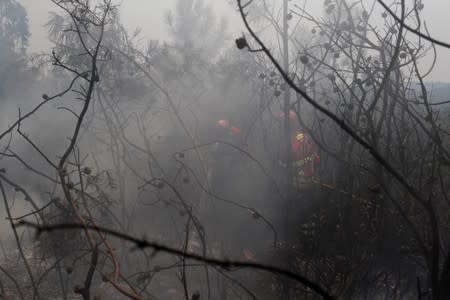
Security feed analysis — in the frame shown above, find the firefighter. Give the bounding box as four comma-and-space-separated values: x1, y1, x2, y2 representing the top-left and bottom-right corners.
279, 110, 320, 189
215, 119, 242, 139
207, 118, 245, 299
292, 130, 320, 186
211, 118, 243, 164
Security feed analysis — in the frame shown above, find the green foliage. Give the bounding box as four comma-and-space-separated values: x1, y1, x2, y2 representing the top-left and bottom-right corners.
166, 0, 228, 60
0, 0, 29, 52
0, 0, 29, 96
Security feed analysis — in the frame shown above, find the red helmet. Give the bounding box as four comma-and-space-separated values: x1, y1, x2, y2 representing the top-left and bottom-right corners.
230, 126, 241, 136
216, 119, 241, 137
279, 110, 297, 121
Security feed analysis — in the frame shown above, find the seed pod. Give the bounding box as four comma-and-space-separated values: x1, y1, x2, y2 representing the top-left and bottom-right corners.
252, 210, 260, 220
362, 10, 369, 21
300, 55, 309, 64
191, 291, 200, 300
82, 167, 92, 175
74, 285, 84, 294
327, 74, 336, 81
235, 37, 248, 50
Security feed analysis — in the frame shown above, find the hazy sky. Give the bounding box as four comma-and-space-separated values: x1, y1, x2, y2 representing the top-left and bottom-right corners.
19, 0, 450, 82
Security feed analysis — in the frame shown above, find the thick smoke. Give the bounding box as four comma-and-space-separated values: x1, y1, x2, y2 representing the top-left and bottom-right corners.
0, 0, 449, 299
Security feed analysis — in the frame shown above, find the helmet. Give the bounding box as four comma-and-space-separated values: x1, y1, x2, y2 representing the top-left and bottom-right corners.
216, 119, 229, 128
230, 126, 241, 136
216, 119, 241, 137
279, 110, 297, 121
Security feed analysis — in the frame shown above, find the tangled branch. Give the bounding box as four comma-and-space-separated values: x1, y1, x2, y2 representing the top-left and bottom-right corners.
16, 221, 334, 300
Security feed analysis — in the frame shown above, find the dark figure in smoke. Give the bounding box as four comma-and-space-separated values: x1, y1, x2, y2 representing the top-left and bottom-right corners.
200, 117, 250, 299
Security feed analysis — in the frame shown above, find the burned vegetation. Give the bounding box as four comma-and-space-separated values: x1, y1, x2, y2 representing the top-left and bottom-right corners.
0, 0, 449, 299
